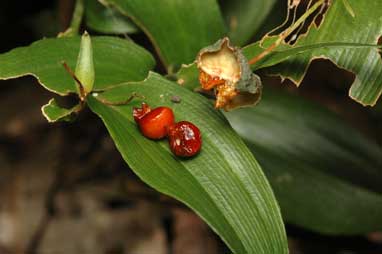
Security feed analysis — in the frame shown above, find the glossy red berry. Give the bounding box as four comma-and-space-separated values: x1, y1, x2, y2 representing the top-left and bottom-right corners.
133, 102, 151, 122
136, 106, 175, 139
168, 121, 202, 157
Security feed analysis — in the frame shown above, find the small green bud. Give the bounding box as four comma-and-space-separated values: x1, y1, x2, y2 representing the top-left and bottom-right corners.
75, 31, 94, 95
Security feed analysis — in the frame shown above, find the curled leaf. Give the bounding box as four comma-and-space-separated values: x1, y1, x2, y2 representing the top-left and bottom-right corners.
196, 38, 262, 111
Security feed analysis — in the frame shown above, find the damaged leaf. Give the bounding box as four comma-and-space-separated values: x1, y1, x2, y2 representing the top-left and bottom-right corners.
243, 40, 382, 71
196, 38, 262, 111
174, 41, 381, 98
0, 36, 155, 95
265, 0, 382, 106
41, 98, 81, 122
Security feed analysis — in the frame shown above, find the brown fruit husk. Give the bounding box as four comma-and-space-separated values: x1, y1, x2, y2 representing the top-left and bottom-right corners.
196, 37, 262, 111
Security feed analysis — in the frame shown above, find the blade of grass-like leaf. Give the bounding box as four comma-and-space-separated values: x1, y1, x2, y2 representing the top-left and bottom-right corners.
0, 36, 155, 95
104, 0, 226, 71
220, 0, 277, 46
87, 72, 288, 254
225, 87, 382, 234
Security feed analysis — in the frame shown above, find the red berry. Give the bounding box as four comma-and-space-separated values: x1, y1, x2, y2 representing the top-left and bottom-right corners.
133, 102, 151, 122
168, 121, 202, 157
137, 106, 175, 139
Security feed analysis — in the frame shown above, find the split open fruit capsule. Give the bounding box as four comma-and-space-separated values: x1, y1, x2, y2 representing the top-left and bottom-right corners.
133, 104, 175, 140
167, 121, 202, 157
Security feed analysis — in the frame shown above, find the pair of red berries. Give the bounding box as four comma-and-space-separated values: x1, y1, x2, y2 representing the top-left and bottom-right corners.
133, 103, 202, 157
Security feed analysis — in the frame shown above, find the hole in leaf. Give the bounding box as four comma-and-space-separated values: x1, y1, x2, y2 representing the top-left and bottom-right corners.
285, 0, 330, 44
300, 58, 356, 97
313, 0, 330, 27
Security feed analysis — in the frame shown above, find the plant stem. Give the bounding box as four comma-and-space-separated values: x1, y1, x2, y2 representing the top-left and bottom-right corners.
59, 0, 84, 37
69, 0, 85, 35
95, 92, 145, 106
62, 61, 86, 101
248, 0, 326, 65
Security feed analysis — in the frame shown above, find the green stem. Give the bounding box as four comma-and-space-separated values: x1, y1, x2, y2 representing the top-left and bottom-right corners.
248, 0, 325, 65
69, 0, 85, 35
60, 0, 84, 37
62, 61, 86, 101
94, 92, 145, 106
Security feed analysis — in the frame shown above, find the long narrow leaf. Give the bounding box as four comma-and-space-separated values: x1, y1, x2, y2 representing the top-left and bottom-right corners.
88, 72, 288, 254
225, 88, 382, 234
220, 0, 277, 45
243, 41, 382, 71
105, 0, 226, 70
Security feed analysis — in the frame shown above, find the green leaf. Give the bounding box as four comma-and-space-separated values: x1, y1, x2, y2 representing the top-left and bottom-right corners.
220, 0, 277, 46
342, 0, 355, 18
171, 63, 199, 91
174, 41, 382, 92
84, 0, 138, 34
0, 36, 155, 95
41, 98, 80, 122
264, 0, 382, 106
88, 72, 288, 254
243, 40, 382, 70
225, 88, 382, 234
105, 0, 226, 71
